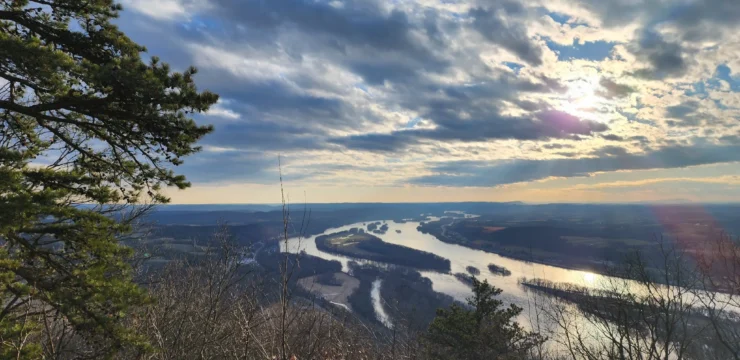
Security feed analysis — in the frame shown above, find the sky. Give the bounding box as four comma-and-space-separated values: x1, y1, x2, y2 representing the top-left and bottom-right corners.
116, 0, 740, 204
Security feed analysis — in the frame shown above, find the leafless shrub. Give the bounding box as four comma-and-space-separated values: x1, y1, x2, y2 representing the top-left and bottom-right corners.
531, 235, 740, 360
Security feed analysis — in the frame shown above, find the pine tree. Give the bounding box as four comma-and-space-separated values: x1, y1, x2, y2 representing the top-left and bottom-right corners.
426, 278, 544, 360
0, 0, 217, 356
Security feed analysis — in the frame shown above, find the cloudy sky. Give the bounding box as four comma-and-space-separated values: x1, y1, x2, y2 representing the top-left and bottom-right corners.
118, 0, 740, 204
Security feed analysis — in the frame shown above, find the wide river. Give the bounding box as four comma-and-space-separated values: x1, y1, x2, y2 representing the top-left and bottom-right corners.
280, 217, 739, 357
281, 218, 612, 326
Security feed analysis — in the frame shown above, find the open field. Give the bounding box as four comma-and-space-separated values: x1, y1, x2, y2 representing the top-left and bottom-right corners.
298, 272, 360, 310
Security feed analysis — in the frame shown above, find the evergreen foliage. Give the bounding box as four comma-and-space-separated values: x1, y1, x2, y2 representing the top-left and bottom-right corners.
0, 0, 216, 356
426, 278, 544, 360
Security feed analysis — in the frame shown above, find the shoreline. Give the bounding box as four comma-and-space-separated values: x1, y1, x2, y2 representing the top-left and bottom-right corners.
421, 228, 613, 275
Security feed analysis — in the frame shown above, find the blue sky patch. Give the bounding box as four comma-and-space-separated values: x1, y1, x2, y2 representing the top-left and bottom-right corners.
405, 117, 422, 128
547, 12, 570, 25
617, 110, 637, 122
707, 64, 740, 92
503, 62, 524, 74
546, 39, 615, 61
684, 81, 707, 98
183, 15, 224, 31
355, 83, 370, 93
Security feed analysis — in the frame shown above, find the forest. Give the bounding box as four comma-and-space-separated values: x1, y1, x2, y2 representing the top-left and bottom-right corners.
315, 230, 451, 271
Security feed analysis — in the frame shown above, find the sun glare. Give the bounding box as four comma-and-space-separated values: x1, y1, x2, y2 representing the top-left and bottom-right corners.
561, 78, 603, 121
583, 272, 597, 284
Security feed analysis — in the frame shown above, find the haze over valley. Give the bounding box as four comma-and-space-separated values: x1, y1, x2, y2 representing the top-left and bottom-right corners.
136, 201, 740, 358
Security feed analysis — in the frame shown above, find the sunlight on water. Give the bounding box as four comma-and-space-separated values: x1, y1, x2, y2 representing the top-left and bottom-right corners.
281, 218, 615, 317
582, 272, 597, 284
280, 218, 737, 354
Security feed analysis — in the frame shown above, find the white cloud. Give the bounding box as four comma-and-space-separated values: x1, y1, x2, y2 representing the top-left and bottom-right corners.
202, 145, 240, 153
118, 0, 740, 199
120, 0, 207, 21
206, 107, 240, 120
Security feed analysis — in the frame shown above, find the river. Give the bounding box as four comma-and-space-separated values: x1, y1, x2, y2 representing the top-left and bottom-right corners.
281, 217, 739, 357
281, 219, 611, 325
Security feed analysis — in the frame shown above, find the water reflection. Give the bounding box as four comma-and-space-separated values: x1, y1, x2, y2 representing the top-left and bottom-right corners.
282, 218, 737, 355
281, 219, 612, 314
582, 272, 597, 285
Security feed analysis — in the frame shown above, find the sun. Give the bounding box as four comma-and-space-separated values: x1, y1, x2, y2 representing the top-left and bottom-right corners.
560, 77, 603, 121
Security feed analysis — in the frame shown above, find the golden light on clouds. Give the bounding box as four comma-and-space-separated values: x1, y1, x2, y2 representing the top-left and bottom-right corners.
120, 0, 740, 204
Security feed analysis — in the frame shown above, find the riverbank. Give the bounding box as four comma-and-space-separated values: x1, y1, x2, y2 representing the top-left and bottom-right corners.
417, 220, 616, 276
315, 230, 451, 271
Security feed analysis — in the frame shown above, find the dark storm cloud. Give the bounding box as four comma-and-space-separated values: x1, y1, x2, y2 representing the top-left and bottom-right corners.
469, 6, 543, 66
409, 144, 740, 187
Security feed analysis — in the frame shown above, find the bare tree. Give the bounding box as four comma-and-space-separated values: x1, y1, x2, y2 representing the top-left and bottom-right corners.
695, 231, 740, 360
531, 236, 724, 360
